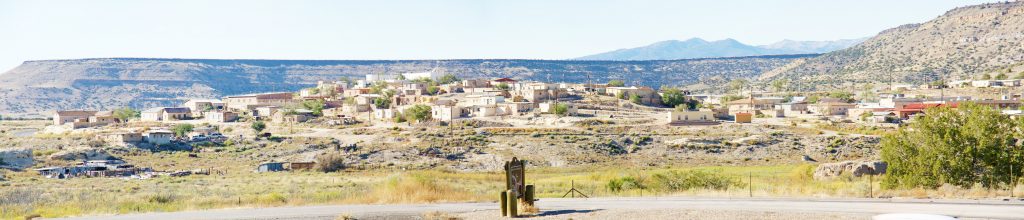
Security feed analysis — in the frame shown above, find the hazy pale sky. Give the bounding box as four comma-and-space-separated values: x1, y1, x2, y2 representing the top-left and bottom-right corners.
0, 0, 998, 72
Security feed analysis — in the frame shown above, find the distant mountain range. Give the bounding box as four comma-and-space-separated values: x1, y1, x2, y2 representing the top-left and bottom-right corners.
576, 38, 866, 60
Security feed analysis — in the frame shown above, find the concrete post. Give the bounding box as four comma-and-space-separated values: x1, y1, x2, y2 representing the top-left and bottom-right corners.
500, 191, 508, 216
506, 190, 518, 217
524, 185, 535, 206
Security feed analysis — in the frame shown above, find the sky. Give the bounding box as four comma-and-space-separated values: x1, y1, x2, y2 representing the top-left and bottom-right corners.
0, 0, 999, 72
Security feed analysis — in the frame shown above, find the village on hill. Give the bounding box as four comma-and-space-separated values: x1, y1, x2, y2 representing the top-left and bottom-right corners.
30, 70, 1023, 178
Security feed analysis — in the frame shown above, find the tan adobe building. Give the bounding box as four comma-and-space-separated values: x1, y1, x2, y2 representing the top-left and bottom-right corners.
141, 107, 192, 122
223, 92, 295, 111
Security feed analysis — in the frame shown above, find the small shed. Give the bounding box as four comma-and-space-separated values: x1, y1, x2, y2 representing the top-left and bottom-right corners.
257, 162, 285, 172
289, 161, 316, 170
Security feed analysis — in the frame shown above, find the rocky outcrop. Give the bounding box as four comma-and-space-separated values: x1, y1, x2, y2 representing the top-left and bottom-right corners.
813, 160, 887, 180
0, 148, 34, 170
48, 148, 117, 161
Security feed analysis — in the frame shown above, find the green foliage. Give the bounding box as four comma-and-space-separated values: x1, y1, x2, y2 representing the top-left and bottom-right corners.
402, 104, 432, 123
250, 121, 266, 133
607, 80, 625, 87
659, 87, 688, 108
369, 81, 388, 94
881, 103, 1024, 189
995, 72, 1008, 80
494, 83, 510, 91
827, 91, 855, 102
629, 94, 642, 105
426, 86, 440, 95
553, 103, 569, 116
649, 170, 739, 191
770, 79, 789, 92
113, 107, 140, 122
170, 124, 193, 138
727, 78, 748, 93
615, 92, 625, 100
374, 90, 395, 109
301, 100, 325, 116
806, 95, 820, 104
438, 74, 461, 84
980, 74, 992, 80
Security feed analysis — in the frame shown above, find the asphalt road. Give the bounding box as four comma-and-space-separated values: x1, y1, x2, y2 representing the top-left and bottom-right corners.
52, 197, 1024, 220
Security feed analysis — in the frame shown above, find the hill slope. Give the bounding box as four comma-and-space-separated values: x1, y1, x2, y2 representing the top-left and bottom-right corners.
0, 56, 812, 114
764, 1, 1024, 89
577, 38, 863, 60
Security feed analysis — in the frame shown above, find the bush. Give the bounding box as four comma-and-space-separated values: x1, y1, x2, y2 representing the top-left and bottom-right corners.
316, 153, 346, 172
882, 103, 1024, 189
650, 170, 739, 191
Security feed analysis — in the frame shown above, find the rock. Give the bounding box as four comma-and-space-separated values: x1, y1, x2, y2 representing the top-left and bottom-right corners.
0, 148, 34, 170
813, 160, 887, 180
48, 147, 117, 161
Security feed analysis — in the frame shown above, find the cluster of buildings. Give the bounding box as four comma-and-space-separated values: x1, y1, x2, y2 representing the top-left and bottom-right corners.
33, 160, 151, 179
686, 93, 1024, 124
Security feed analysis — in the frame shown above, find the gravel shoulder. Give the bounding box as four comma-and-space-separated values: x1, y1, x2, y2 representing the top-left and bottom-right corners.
50, 197, 1024, 220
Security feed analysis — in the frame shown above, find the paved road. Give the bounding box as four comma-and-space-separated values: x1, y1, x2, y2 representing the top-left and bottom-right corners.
53, 197, 1024, 220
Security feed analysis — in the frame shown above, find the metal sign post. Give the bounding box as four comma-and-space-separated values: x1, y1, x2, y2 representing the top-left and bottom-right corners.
501, 157, 534, 217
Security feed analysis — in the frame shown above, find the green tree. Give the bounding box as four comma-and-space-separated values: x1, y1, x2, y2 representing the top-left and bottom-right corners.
426, 86, 440, 95
629, 94, 642, 105
374, 90, 395, 109
438, 74, 461, 84
171, 124, 194, 138
659, 88, 687, 108
301, 100, 325, 116
607, 80, 626, 87
113, 107, 140, 122
995, 72, 1008, 80
727, 79, 749, 93
494, 83, 510, 91
828, 91, 856, 103
770, 79, 789, 92
615, 92, 626, 100
369, 81, 388, 94
251, 121, 266, 134
395, 74, 406, 81
402, 104, 432, 123
881, 103, 1023, 189
554, 103, 569, 116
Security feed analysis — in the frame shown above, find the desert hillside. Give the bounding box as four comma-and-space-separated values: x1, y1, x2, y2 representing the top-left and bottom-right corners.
765, 1, 1024, 89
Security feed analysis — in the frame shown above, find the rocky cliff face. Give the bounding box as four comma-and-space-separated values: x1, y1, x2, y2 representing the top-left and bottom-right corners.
0, 56, 810, 114
765, 1, 1024, 89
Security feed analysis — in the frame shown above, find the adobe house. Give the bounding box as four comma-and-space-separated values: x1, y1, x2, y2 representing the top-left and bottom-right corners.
141, 107, 193, 121
667, 109, 717, 126
144, 130, 174, 145
53, 110, 98, 125
223, 92, 296, 111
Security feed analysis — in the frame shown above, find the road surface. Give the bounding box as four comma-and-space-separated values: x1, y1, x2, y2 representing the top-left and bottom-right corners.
52, 197, 1024, 220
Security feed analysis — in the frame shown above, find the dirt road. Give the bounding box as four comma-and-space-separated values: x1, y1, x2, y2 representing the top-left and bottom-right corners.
51, 197, 1024, 220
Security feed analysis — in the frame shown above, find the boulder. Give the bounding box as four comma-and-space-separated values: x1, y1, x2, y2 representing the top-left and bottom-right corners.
0, 148, 34, 170
813, 160, 887, 180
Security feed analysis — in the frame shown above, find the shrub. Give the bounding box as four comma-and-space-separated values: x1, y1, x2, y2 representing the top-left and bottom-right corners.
316, 153, 346, 172
258, 192, 288, 204
650, 170, 739, 191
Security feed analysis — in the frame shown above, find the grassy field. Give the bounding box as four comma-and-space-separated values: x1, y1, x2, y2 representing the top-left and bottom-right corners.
4, 164, 1021, 219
